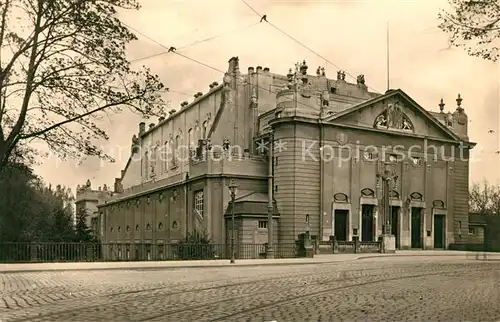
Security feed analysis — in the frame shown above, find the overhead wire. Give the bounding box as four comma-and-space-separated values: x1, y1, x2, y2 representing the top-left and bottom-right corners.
130, 22, 260, 64
239, 0, 381, 94
121, 19, 382, 120
118, 9, 495, 161
121, 18, 492, 160
122, 21, 225, 74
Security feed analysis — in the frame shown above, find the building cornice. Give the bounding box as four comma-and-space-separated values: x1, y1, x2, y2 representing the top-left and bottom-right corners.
269, 116, 473, 146
97, 173, 267, 208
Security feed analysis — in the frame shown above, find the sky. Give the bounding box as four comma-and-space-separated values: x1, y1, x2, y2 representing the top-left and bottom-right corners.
33, 0, 500, 192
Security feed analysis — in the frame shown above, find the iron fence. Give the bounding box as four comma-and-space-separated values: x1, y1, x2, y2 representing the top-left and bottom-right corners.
0, 242, 297, 263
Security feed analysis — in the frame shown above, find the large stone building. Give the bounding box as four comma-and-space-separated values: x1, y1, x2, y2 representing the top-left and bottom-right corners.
75, 180, 114, 234
92, 57, 473, 258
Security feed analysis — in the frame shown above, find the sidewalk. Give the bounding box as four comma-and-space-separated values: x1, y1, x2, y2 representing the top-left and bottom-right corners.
0, 250, 496, 273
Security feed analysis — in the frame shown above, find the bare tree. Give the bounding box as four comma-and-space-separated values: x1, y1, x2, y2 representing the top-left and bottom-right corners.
470, 181, 500, 215
0, 0, 165, 171
438, 0, 500, 61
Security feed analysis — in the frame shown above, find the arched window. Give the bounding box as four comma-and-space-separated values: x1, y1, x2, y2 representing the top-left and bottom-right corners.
202, 121, 208, 139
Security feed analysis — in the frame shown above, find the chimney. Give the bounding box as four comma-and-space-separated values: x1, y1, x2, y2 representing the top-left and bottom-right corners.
228, 56, 240, 75
114, 178, 123, 193
139, 122, 145, 135
256, 66, 263, 73
149, 123, 155, 129
263, 67, 270, 73
248, 67, 255, 74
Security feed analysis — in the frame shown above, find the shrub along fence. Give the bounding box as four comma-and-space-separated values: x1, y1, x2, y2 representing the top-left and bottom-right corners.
0, 242, 298, 263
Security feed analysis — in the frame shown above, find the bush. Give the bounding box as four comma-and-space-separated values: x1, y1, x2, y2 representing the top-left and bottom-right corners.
175, 231, 216, 260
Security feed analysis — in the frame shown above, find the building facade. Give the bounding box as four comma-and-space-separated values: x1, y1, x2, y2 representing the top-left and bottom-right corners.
75, 180, 114, 234
90, 57, 473, 258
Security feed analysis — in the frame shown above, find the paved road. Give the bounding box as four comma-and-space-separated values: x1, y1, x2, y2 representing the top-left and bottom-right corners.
0, 256, 499, 321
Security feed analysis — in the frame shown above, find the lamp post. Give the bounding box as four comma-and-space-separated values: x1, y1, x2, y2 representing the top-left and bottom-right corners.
377, 163, 398, 247
228, 180, 238, 264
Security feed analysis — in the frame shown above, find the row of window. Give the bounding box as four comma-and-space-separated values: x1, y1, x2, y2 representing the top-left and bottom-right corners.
108, 219, 268, 235
143, 123, 210, 179
109, 221, 179, 233
106, 190, 205, 219
274, 154, 425, 165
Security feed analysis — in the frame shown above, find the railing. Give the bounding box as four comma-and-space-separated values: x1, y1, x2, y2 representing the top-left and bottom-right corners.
0, 242, 102, 263
326, 238, 382, 254
0, 242, 298, 263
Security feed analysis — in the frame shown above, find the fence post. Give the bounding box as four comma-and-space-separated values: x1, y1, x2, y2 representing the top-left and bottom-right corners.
353, 236, 360, 254
378, 236, 384, 253
330, 236, 337, 254
30, 243, 38, 262
86, 243, 94, 261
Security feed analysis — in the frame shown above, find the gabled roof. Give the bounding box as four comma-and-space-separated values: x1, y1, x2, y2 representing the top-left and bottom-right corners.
324, 89, 462, 142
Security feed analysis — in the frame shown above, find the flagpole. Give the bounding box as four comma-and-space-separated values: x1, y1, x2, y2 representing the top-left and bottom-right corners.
386, 21, 390, 92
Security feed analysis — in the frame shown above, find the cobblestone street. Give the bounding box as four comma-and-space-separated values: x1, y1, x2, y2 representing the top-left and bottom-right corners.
0, 256, 499, 321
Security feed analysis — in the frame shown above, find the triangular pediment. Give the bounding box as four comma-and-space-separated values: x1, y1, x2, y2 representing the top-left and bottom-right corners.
325, 89, 460, 141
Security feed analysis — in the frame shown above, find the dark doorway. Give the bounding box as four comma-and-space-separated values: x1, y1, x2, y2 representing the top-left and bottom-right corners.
434, 215, 445, 249
361, 205, 375, 242
334, 210, 348, 241
411, 208, 422, 249
390, 206, 400, 249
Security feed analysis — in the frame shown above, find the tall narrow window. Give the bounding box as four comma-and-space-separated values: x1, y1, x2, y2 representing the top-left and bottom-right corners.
202, 121, 208, 139
143, 151, 149, 179
194, 190, 204, 219
163, 141, 169, 173
168, 138, 174, 168
150, 146, 157, 176
172, 135, 180, 167
188, 128, 193, 147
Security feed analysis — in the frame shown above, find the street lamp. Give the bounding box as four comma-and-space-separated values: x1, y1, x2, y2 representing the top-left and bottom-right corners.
377, 164, 399, 236
228, 180, 238, 264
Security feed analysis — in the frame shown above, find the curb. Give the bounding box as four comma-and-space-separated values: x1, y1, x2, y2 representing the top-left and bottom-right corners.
356, 253, 469, 260
0, 258, 360, 274
0, 252, 490, 273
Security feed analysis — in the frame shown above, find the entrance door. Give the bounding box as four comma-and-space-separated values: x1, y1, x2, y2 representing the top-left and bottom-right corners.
411, 208, 422, 248
434, 215, 445, 249
334, 210, 348, 241
390, 206, 400, 249
361, 205, 374, 242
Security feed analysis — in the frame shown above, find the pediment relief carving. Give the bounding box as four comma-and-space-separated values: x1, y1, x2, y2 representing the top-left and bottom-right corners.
374, 101, 414, 132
